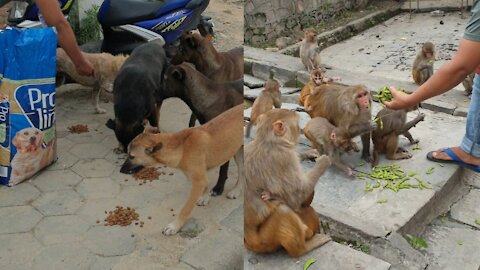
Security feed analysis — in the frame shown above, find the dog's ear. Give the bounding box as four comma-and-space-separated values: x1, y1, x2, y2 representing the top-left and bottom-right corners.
12, 134, 22, 150
172, 67, 185, 81
106, 119, 116, 130
145, 142, 162, 155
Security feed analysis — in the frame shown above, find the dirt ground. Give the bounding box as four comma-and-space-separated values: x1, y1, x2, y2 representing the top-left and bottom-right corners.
204, 0, 244, 51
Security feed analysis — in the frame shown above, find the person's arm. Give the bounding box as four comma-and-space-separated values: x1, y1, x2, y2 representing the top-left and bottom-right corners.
35, 0, 94, 76
385, 38, 480, 109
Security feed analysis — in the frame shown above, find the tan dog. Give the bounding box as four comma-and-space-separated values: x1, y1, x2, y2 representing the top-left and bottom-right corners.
56, 48, 128, 114
10, 127, 55, 185
120, 104, 244, 235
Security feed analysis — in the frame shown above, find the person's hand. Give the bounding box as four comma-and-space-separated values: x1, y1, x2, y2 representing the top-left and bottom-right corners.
384, 86, 415, 110
76, 58, 94, 77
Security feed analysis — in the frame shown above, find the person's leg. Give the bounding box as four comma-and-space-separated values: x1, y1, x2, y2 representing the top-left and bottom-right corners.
431, 73, 480, 165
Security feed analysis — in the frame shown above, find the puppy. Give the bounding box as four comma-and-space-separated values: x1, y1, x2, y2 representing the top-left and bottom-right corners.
171, 32, 243, 127
120, 104, 244, 235
163, 62, 243, 197
10, 127, 55, 185
106, 39, 167, 153
56, 48, 128, 114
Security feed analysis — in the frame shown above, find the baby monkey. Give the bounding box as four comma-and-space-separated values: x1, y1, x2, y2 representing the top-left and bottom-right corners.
299, 69, 324, 111
304, 117, 359, 176
412, 42, 435, 85
246, 71, 282, 137
372, 105, 425, 167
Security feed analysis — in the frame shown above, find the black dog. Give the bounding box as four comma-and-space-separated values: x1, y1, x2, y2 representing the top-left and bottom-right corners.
162, 62, 243, 196
106, 39, 167, 154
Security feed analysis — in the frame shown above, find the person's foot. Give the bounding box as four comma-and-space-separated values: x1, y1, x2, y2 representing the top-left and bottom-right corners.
431, 146, 480, 166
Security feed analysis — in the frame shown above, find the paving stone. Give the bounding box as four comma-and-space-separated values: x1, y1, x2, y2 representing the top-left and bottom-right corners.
450, 189, 480, 229
423, 226, 480, 270
244, 74, 265, 88
65, 130, 107, 144
463, 169, 480, 188
32, 244, 96, 270
32, 170, 82, 192
71, 159, 116, 178
117, 185, 168, 210
245, 241, 390, 270
32, 190, 83, 216
69, 143, 110, 159
243, 87, 301, 100
90, 256, 123, 270
83, 226, 136, 257
101, 135, 120, 150
34, 215, 90, 245
420, 99, 456, 115
181, 229, 243, 270
75, 198, 123, 226
0, 183, 40, 207
0, 206, 43, 234
45, 152, 79, 171
56, 137, 75, 152
166, 263, 196, 270
453, 106, 468, 117
0, 233, 43, 270
220, 206, 243, 237
75, 177, 120, 199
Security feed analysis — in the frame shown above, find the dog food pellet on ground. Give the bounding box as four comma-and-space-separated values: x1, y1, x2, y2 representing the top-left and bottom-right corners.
133, 167, 161, 181
68, 124, 89, 134
104, 206, 140, 226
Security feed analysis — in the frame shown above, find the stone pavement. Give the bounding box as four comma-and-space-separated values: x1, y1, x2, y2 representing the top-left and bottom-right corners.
0, 86, 243, 270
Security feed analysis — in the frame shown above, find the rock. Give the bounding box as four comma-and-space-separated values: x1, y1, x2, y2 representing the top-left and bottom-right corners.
276, 37, 293, 49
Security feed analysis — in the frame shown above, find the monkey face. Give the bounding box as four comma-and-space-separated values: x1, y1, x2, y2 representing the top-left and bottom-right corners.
422, 42, 435, 59
311, 70, 323, 86
355, 90, 370, 110
304, 28, 318, 43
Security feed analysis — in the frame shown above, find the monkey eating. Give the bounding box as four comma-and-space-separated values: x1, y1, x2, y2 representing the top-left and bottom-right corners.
307, 84, 375, 162
299, 28, 321, 72
304, 117, 359, 176
412, 42, 435, 85
244, 109, 332, 257
245, 72, 282, 138
299, 69, 324, 111
372, 106, 425, 167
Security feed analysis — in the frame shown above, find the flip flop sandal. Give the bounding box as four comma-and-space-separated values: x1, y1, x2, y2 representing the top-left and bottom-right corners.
427, 148, 480, 172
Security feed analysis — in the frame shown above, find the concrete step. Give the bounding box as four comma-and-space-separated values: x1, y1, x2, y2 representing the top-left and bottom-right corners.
243, 101, 467, 269
422, 225, 480, 269
244, 74, 265, 88
244, 241, 391, 270
244, 87, 300, 101
450, 189, 480, 229
401, 0, 471, 12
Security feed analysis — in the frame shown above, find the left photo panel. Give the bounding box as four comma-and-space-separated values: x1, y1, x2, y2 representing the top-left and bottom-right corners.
0, 0, 244, 269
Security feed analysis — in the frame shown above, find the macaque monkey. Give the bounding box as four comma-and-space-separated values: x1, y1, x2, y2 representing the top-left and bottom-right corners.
244, 109, 332, 257
245, 71, 282, 138
299, 28, 321, 71
307, 84, 375, 161
412, 42, 435, 85
304, 117, 359, 176
462, 72, 474, 96
372, 106, 425, 167
299, 69, 324, 110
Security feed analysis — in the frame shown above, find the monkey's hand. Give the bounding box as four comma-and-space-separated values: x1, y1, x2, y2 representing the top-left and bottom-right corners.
416, 113, 426, 122
261, 191, 273, 201
370, 120, 378, 131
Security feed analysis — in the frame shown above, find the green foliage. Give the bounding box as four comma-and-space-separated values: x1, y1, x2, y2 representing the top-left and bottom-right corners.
303, 258, 316, 270
405, 234, 428, 250
75, 5, 101, 45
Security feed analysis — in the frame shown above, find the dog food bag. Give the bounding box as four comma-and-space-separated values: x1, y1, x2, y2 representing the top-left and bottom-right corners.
0, 27, 57, 186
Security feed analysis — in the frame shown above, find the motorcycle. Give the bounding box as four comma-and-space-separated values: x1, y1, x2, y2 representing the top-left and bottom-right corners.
2, 0, 214, 55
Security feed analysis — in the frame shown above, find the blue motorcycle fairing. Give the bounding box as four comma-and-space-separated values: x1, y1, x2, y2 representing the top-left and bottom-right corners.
98, 0, 192, 27
134, 8, 193, 44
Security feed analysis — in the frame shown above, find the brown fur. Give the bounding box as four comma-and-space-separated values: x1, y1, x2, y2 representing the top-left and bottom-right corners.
372, 108, 425, 167
299, 28, 321, 71
307, 84, 374, 161
412, 42, 435, 85
463, 72, 475, 96
304, 117, 359, 176
244, 109, 332, 257
121, 105, 243, 235
245, 78, 282, 137
56, 48, 128, 113
299, 69, 324, 109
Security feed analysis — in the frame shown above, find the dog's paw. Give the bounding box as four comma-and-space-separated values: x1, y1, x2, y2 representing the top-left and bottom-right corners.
196, 194, 210, 206
162, 222, 180, 236
226, 187, 241, 199
96, 108, 107, 114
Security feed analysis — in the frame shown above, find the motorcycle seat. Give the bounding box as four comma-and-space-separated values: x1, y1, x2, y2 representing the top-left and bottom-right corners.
99, 0, 192, 26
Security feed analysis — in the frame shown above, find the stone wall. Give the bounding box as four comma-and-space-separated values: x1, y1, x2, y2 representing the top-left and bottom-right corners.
245, 0, 371, 45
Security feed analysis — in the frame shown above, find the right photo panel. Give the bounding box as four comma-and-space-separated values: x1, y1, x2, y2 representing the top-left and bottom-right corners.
244, 0, 480, 269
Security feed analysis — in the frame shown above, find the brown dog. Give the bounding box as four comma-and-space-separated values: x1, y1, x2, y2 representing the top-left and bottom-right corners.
56, 48, 128, 114
171, 32, 243, 126
120, 104, 244, 235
